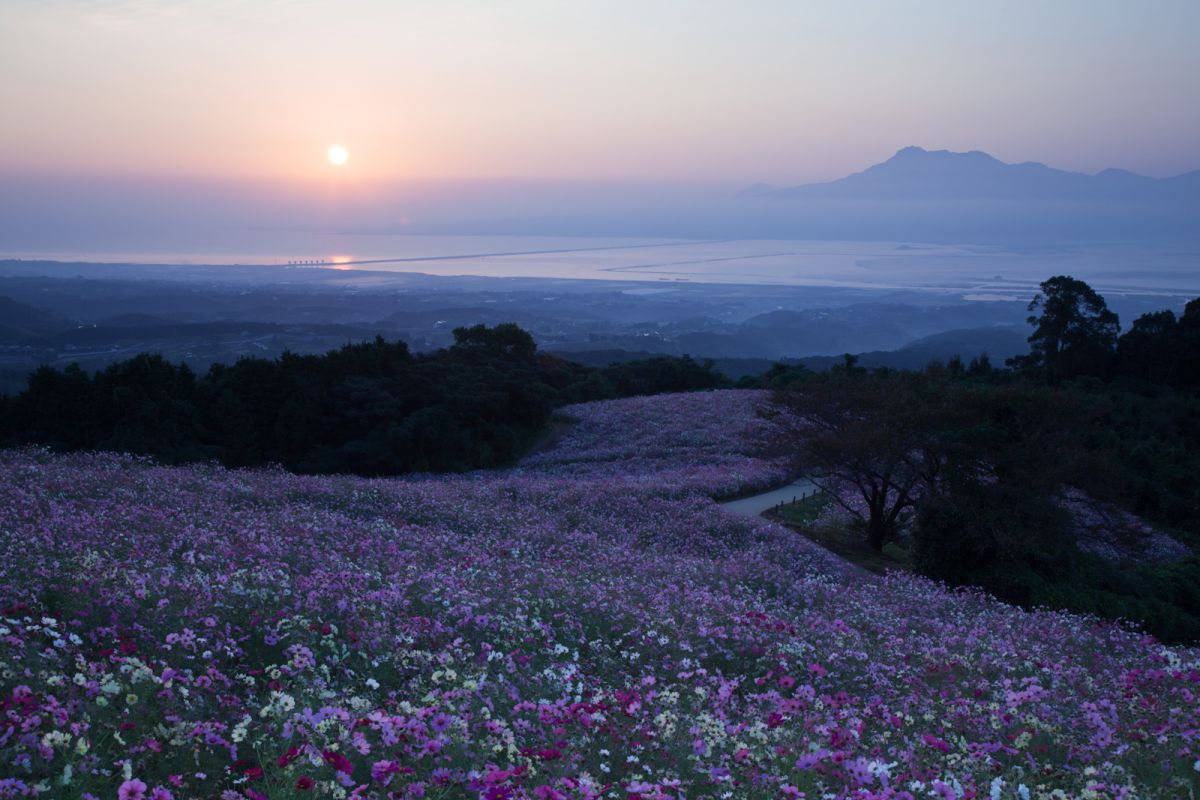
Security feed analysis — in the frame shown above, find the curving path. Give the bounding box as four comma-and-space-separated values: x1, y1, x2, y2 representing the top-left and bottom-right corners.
719, 477, 822, 517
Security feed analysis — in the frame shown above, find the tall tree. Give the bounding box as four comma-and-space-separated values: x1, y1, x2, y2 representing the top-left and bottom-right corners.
765, 371, 948, 550
1024, 275, 1119, 381
1177, 299, 1200, 390
1116, 310, 1179, 385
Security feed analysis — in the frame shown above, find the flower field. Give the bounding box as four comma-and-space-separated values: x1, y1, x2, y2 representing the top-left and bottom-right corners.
1, 390, 1198, 799
516, 391, 791, 496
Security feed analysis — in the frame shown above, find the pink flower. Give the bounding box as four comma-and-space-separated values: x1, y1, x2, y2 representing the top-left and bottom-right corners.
118, 779, 148, 800
922, 733, 953, 753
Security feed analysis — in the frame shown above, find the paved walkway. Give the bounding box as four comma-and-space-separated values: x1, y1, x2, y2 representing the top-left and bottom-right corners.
719, 478, 822, 517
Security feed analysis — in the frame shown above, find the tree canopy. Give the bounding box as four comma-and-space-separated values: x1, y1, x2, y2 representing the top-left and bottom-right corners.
766, 370, 949, 550
1023, 275, 1120, 381
0, 326, 728, 476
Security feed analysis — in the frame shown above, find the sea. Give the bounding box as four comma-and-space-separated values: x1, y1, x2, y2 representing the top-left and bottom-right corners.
3, 235, 1198, 301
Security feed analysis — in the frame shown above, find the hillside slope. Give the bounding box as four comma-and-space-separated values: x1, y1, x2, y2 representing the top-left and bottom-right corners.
0, 390, 1197, 798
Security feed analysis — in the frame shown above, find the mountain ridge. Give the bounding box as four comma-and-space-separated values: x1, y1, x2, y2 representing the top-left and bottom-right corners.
746, 146, 1200, 201
735, 146, 1200, 242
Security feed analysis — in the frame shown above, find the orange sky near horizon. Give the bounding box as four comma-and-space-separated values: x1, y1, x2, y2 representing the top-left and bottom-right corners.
2, 1, 1199, 186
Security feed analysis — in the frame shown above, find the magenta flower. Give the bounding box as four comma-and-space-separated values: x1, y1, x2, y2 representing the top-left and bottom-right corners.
323, 750, 354, 775
922, 733, 953, 753
118, 779, 148, 800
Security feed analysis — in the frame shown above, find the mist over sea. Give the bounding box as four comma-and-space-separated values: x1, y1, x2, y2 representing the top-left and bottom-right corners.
4, 235, 1199, 303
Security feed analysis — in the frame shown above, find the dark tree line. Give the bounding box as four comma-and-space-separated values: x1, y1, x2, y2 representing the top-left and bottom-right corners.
1015, 274, 1200, 387
768, 364, 1200, 643
764, 278, 1200, 642
0, 324, 726, 475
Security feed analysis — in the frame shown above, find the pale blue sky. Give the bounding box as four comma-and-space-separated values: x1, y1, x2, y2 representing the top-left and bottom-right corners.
1, 0, 1198, 184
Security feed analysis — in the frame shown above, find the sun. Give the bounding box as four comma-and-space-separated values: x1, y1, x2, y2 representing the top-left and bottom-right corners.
327, 145, 349, 166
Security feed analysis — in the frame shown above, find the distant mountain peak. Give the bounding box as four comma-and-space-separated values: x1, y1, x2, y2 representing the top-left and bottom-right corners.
745, 147, 1200, 205
888, 145, 997, 161
878, 146, 1004, 169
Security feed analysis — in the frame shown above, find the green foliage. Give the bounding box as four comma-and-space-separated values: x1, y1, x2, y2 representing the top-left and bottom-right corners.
1115, 300, 1200, 390
0, 326, 728, 476
769, 370, 950, 551
768, 318, 1200, 641
752, 361, 815, 389
914, 479, 1075, 600
775, 492, 832, 526
600, 355, 725, 398
905, 376, 1200, 643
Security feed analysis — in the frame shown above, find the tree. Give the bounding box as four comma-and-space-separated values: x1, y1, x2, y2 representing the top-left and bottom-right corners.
1105, 296, 1200, 389
910, 383, 1084, 596
1116, 310, 1178, 385
1180, 299, 1200, 390
765, 371, 948, 550
1024, 275, 1119, 381
913, 476, 1074, 603
452, 323, 537, 358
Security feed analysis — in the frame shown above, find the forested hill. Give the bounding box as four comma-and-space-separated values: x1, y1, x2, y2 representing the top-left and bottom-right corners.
0, 323, 726, 475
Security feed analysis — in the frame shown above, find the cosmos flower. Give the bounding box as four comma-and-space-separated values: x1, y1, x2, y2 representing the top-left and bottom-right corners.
118, 779, 148, 800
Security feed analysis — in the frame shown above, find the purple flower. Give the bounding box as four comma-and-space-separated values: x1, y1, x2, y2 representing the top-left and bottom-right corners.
118, 780, 148, 800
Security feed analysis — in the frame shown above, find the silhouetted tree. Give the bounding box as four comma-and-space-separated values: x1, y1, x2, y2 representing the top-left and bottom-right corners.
1180, 299, 1200, 389
1117, 310, 1179, 385
0, 324, 729, 476
452, 323, 537, 358
911, 383, 1084, 593
1023, 275, 1119, 381
766, 371, 948, 550
967, 352, 993, 377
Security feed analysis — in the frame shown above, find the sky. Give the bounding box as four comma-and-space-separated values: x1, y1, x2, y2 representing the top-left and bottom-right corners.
2, 0, 1199, 188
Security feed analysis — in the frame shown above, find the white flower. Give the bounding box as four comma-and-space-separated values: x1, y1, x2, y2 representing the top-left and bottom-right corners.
869, 760, 897, 781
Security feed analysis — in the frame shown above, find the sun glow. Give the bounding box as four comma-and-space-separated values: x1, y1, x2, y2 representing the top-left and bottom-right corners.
327, 145, 349, 166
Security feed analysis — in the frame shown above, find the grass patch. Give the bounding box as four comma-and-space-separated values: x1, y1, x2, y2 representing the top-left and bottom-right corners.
767, 494, 914, 575
774, 492, 832, 525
